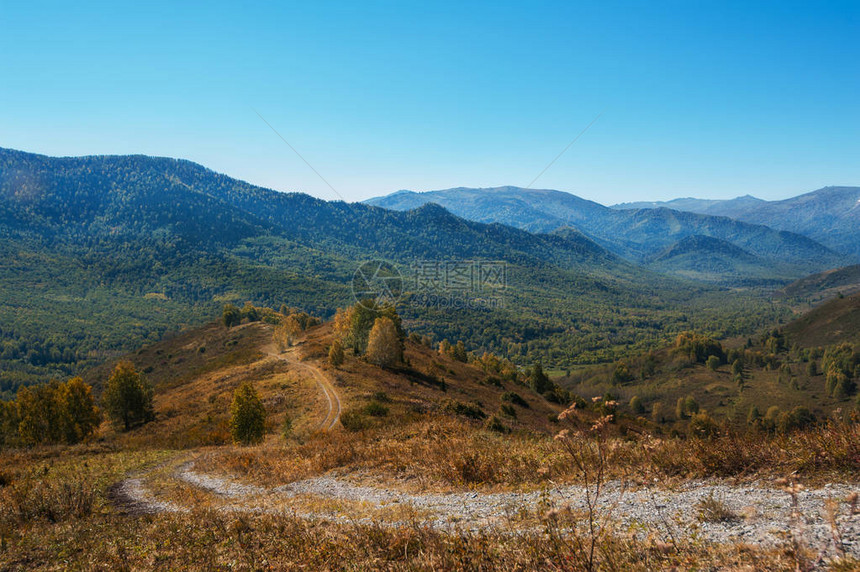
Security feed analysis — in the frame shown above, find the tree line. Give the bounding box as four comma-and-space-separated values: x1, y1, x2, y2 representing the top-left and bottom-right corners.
0, 361, 155, 447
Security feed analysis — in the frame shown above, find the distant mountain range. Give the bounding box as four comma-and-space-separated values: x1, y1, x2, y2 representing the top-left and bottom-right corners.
3, 147, 779, 393
613, 195, 766, 219
613, 187, 860, 258
366, 186, 848, 283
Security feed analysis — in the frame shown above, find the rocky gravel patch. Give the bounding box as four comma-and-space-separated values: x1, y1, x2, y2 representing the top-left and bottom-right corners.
172, 464, 860, 556
113, 460, 860, 562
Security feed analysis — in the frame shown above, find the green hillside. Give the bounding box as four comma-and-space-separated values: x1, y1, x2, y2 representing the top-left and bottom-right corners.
0, 148, 789, 397
783, 291, 860, 347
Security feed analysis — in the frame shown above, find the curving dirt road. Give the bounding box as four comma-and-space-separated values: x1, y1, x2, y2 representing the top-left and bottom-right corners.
288, 353, 341, 431
113, 456, 860, 561
265, 343, 341, 431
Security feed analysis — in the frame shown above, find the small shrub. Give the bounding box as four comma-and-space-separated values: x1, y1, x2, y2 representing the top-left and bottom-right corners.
485, 415, 510, 433
364, 401, 389, 417
706, 355, 721, 371
0, 477, 95, 525
370, 391, 391, 403
501, 392, 529, 408
689, 412, 720, 439
444, 400, 486, 420
340, 408, 370, 432
281, 414, 293, 439
696, 492, 739, 523
499, 403, 517, 418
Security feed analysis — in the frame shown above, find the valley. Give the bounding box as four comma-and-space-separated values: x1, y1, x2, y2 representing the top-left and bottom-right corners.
1, 150, 859, 571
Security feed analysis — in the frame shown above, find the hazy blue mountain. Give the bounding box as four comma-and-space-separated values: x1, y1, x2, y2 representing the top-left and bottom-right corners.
644, 235, 794, 286
369, 187, 605, 233
612, 187, 860, 258
366, 186, 843, 274
725, 187, 860, 259
612, 195, 766, 219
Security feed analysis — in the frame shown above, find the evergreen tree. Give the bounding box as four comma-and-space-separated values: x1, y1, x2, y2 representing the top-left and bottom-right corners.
102, 361, 155, 431
529, 363, 553, 395
222, 303, 242, 328
230, 382, 266, 445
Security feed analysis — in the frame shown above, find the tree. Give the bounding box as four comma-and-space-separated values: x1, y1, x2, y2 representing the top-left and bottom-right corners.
328, 340, 345, 367
612, 361, 633, 384
731, 359, 744, 378
529, 363, 553, 395
333, 301, 402, 355
689, 412, 719, 439
438, 339, 452, 357
452, 341, 468, 363
16, 381, 64, 445
230, 383, 266, 445
58, 377, 101, 444
706, 355, 721, 372
241, 302, 260, 322
674, 332, 724, 364
223, 303, 242, 328
834, 375, 856, 400
365, 317, 402, 367
629, 395, 645, 415
778, 363, 793, 385
0, 399, 19, 447
684, 396, 699, 416
102, 361, 154, 431
274, 315, 302, 350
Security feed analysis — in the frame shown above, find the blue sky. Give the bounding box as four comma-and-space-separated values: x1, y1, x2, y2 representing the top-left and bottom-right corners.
1, 1, 857, 204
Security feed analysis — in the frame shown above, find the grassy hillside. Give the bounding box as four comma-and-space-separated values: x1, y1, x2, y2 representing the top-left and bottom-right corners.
3, 310, 860, 570
783, 291, 860, 347
79, 317, 563, 450
563, 297, 860, 435
781, 264, 860, 303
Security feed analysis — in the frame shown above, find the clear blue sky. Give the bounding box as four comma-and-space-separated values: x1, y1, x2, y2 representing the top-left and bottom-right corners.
1, 1, 857, 204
